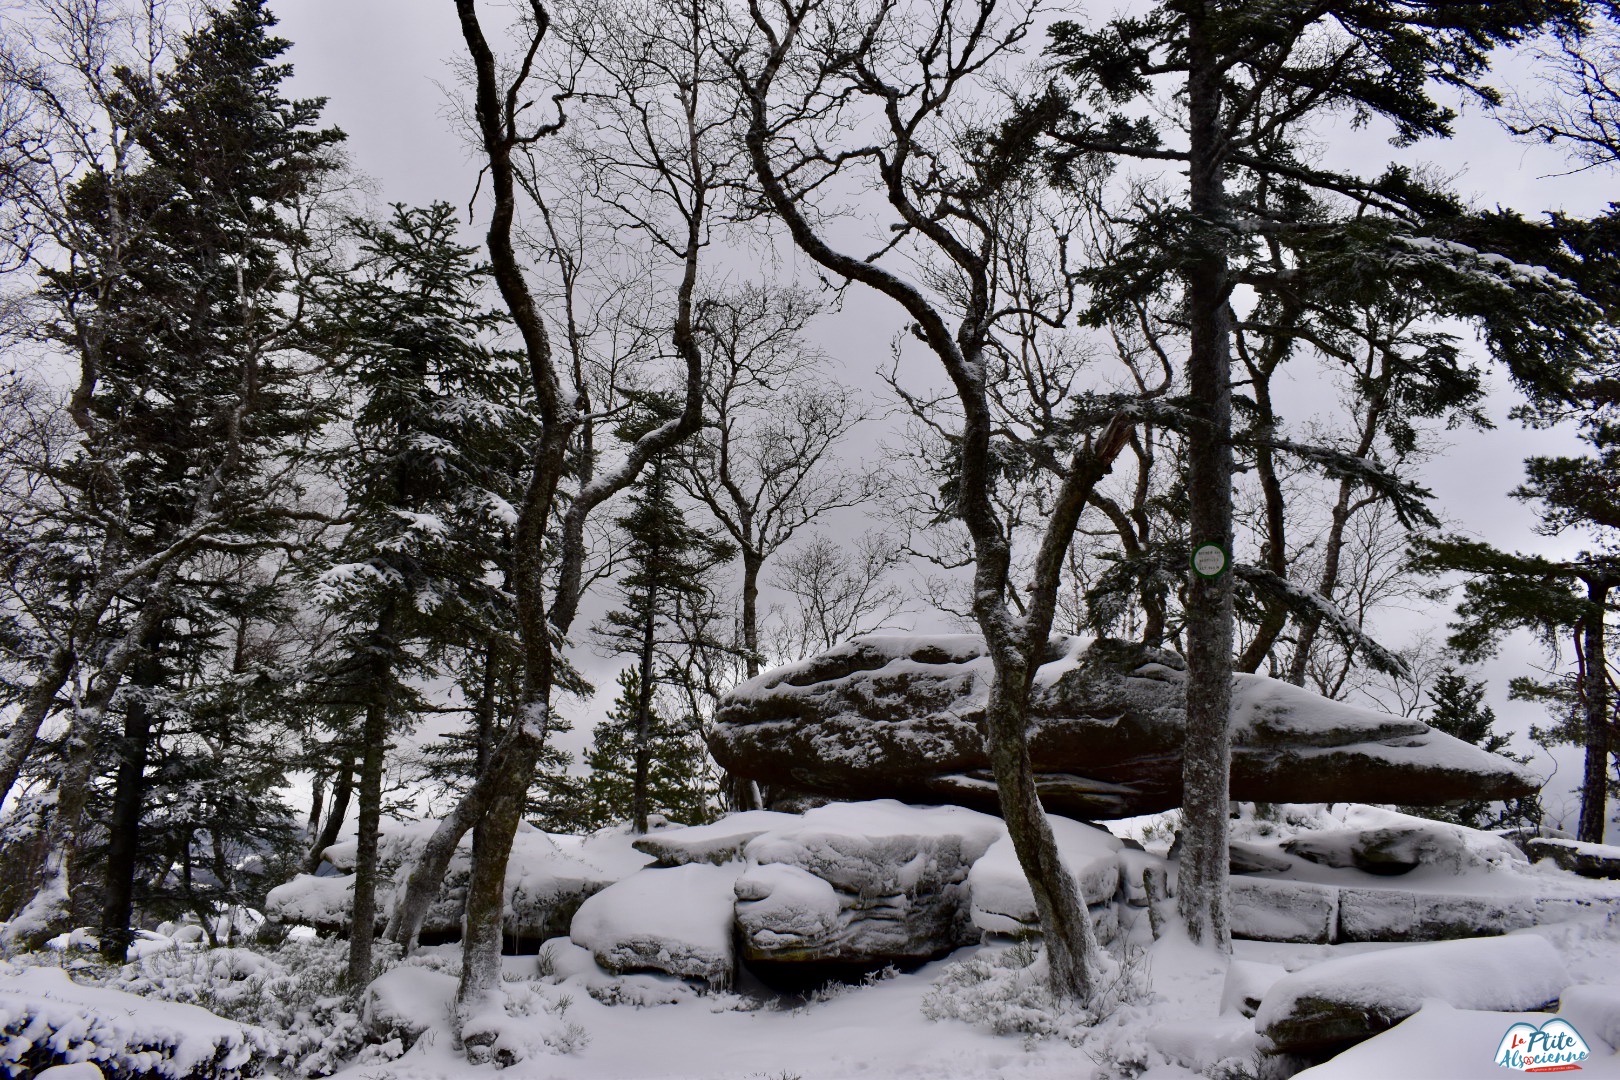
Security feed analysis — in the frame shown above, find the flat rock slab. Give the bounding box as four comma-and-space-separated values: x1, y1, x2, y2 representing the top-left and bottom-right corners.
632, 811, 802, 867
1255, 935, 1569, 1055
709, 635, 1539, 819
1231, 878, 1339, 944
1285, 824, 1523, 876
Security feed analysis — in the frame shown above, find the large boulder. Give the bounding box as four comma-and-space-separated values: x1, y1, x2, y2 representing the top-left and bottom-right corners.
570, 863, 740, 988
1254, 935, 1569, 1055
709, 635, 1540, 819
731, 800, 1003, 976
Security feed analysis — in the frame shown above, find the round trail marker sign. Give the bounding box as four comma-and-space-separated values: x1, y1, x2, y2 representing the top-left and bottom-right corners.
1191, 542, 1228, 579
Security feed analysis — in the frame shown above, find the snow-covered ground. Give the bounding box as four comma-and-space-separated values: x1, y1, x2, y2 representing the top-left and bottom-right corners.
12, 803, 1620, 1079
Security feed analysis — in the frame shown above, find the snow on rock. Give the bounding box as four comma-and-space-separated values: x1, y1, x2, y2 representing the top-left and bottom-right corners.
734, 863, 842, 954
710, 634, 1539, 819
362, 964, 457, 1051
1528, 837, 1620, 879
1284, 819, 1525, 876
631, 811, 802, 867
1230, 878, 1338, 944
1221, 959, 1288, 1018
570, 863, 740, 987
736, 800, 1003, 971
1336, 887, 1538, 942
36, 1064, 105, 1079
1256, 934, 1570, 1054
967, 815, 1122, 934
266, 819, 651, 945
1292, 1001, 1620, 1080
0, 965, 274, 1079
265, 874, 357, 935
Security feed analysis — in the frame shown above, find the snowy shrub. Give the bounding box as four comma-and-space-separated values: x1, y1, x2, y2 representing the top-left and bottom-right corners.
458, 982, 591, 1066
921, 939, 1149, 1046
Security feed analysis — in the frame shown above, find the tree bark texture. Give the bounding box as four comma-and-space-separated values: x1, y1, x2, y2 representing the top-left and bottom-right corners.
346, 684, 390, 990
99, 678, 158, 961
1578, 579, 1612, 844
1177, 0, 1234, 953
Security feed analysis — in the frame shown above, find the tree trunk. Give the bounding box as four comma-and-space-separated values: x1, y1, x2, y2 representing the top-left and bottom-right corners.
0, 648, 75, 811
308, 755, 356, 874
983, 672, 1103, 995
741, 547, 763, 679
100, 623, 167, 962
346, 686, 390, 990
633, 582, 659, 835
1578, 579, 1612, 844
1177, 0, 1234, 953
99, 692, 156, 960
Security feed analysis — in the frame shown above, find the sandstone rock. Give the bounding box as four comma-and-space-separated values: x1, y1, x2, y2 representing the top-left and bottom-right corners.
1230, 878, 1338, 944
1230, 841, 1294, 874
631, 811, 801, 867
1335, 888, 1538, 942
710, 635, 1540, 819
1527, 837, 1620, 880
266, 819, 650, 948
1255, 935, 1568, 1055
1284, 823, 1523, 876
362, 965, 456, 1051
570, 863, 740, 987
968, 816, 1122, 934
733, 800, 1001, 973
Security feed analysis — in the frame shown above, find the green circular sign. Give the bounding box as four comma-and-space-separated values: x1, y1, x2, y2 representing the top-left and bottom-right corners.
1191, 542, 1228, 578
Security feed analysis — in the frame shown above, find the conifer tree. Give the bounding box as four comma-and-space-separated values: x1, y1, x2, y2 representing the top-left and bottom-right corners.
1, 0, 342, 952
574, 670, 710, 831
309, 201, 533, 989
595, 400, 733, 834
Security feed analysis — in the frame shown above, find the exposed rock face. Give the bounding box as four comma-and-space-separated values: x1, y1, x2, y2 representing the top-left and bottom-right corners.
709, 635, 1541, 819
265, 820, 651, 948
967, 816, 1122, 934
732, 800, 1003, 975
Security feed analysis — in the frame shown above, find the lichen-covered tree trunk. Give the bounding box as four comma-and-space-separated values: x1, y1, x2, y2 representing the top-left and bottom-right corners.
1177, 0, 1234, 953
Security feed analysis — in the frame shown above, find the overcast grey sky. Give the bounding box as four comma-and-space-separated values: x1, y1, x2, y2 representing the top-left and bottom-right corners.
270, 1, 1614, 828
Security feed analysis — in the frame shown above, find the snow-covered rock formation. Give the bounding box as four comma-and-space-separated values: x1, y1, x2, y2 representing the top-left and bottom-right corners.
708, 634, 1541, 818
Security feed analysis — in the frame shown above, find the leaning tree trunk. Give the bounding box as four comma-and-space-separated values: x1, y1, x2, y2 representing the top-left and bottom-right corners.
1578, 579, 1613, 844
982, 671, 1104, 993
1177, 0, 1234, 953
307, 755, 356, 874
632, 579, 660, 835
